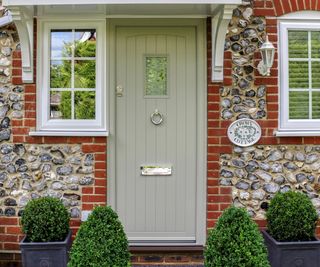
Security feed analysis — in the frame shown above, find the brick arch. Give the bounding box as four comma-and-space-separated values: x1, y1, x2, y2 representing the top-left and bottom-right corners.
254, 0, 320, 17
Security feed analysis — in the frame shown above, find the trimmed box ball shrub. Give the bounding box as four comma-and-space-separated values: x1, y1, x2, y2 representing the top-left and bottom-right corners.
21, 196, 70, 242
266, 191, 318, 242
205, 206, 270, 267
68, 206, 131, 267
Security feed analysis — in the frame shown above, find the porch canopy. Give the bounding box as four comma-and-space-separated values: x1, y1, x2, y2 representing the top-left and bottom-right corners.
3, 0, 242, 83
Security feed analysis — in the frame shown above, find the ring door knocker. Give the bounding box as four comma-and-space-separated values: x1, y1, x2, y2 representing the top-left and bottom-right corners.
150, 109, 163, 125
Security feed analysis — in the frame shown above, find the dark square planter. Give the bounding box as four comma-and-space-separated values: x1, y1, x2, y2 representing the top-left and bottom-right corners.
20, 230, 72, 267
262, 230, 320, 267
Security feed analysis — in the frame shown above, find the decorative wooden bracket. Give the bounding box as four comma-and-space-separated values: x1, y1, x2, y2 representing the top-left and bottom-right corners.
10, 6, 34, 83
211, 5, 235, 82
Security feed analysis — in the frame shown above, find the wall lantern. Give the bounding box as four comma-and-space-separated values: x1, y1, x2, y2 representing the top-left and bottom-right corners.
257, 36, 275, 76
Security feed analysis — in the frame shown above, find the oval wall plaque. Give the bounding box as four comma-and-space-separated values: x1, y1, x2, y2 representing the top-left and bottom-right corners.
227, 118, 261, 147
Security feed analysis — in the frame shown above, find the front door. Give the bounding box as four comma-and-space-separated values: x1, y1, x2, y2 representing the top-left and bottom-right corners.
115, 26, 197, 243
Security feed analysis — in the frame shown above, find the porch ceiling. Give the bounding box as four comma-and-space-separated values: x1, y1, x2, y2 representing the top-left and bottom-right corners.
3, 1, 240, 83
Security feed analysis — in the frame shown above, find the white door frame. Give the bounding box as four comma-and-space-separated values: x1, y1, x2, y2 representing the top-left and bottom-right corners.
107, 18, 207, 246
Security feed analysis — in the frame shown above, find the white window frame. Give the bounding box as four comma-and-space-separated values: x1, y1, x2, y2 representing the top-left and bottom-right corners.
278, 18, 320, 136
35, 19, 107, 136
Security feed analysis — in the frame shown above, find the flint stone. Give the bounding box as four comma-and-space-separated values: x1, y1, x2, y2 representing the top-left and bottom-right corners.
22, 180, 32, 191
232, 159, 246, 168
252, 190, 265, 200
5, 198, 17, 206
52, 181, 64, 190
296, 173, 307, 183
235, 168, 246, 179
246, 160, 259, 173
63, 193, 80, 200
256, 170, 272, 182
233, 105, 248, 113
70, 207, 80, 218
1, 47, 11, 56
15, 158, 26, 166
221, 98, 232, 109
232, 96, 241, 104
13, 86, 24, 93
6, 164, 16, 173
5, 208, 15, 216
0, 117, 9, 128
231, 42, 242, 52
243, 99, 256, 108
257, 85, 266, 98
233, 56, 249, 66
259, 162, 270, 171
271, 163, 283, 173
68, 184, 79, 190
263, 183, 280, 193
248, 173, 259, 181
230, 34, 240, 42
295, 152, 305, 161
0, 172, 8, 182
0, 188, 5, 197
79, 176, 94, 185
18, 165, 28, 172
233, 8, 241, 17
42, 164, 52, 172
238, 19, 248, 28
19, 196, 30, 207
244, 45, 256, 54
312, 198, 320, 209
306, 153, 319, 164
235, 181, 250, 190
283, 162, 299, 171
234, 198, 245, 208
268, 150, 283, 161
0, 144, 12, 154
245, 90, 255, 97
241, 39, 250, 48
53, 158, 65, 165
286, 172, 296, 183
220, 178, 232, 186
40, 153, 52, 162
242, 7, 253, 20
69, 157, 81, 165
240, 191, 250, 200
284, 151, 294, 160
220, 169, 233, 178
222, 109, 233, 119
274, 175, 285, 184
57, 165, 73, 176
77, 166, 93, 174
242, 28, 257, 38
308, 175, 315, 183
238, 78, 250, 89
280, 185, 291, 193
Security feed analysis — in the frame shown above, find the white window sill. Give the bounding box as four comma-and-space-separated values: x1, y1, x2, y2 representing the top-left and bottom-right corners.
29, 131, 108, 137
275, 130, 320, 137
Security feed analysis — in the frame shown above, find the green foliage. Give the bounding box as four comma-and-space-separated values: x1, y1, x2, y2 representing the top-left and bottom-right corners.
21, 197, 70, 242
266, 191, 318, 241
68, 206, 131, 267
205, 206, 270, 267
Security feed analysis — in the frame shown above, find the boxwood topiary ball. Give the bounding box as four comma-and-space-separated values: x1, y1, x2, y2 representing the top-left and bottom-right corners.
266, 191, 318, 242
205, 206, 270, 267
21, 196, 70, 242
68, 206, 131, 267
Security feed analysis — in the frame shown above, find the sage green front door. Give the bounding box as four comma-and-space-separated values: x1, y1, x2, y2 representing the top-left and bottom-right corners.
115, 26, 197, 243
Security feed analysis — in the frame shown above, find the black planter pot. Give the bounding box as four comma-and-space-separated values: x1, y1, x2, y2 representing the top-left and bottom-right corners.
20, 230, 72, 267
262, 230, 320, 267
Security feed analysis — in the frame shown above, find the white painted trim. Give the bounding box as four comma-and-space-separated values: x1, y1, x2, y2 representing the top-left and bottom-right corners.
10, 6, 33, 83
4, 0, 241, 6
29, 131, 108, 136
280, 10, 320, 20
275, 130, 320, 137
211, 5, 235, 82
107, 19, 207, 246
279, 20, 320, 132
37, 19, 107, 133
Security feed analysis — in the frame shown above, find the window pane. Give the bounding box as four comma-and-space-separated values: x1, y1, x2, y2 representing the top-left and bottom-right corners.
145, 56, 167, 96
74, 30, 96, 58
288, 31, 308, 58
50, 60, 71, 88
311, 31, 320, 58
312, 92, 320, 119
50, 30, 73, 58
289, 61, 309, 89
312, 62, 320, 88
289, 91, 309, 119
75, 91, 95, 119
50, 91, 71, 119
74, 60, 96, 88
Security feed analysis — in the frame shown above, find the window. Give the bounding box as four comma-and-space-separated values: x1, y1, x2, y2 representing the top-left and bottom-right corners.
279, 20, 320, 135
36, 20, 106, 135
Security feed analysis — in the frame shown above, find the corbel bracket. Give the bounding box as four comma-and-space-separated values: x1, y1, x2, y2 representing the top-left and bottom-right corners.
9, 6, 34, 83
211, 5, 236, 82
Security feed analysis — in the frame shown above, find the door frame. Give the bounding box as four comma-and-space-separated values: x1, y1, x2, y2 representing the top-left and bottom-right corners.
107, 18, 207, 246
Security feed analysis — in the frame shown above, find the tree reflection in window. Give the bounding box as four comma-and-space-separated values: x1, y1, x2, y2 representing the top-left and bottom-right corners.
50, 29, 96, 120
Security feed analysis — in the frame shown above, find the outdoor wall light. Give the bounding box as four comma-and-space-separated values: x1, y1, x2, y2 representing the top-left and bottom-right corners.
257, 36, 275, 76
